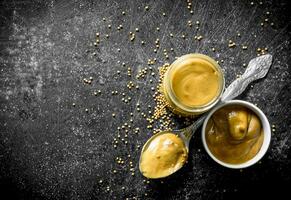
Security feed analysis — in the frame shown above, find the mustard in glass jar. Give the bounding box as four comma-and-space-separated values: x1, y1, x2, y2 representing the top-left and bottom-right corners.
163, 53, 225, 116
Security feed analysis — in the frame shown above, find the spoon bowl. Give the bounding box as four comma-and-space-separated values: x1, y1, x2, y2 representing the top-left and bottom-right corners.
139, 130, 189, 179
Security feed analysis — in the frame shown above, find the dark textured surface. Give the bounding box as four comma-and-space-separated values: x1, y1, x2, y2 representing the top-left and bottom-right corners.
0, 0, 290, 199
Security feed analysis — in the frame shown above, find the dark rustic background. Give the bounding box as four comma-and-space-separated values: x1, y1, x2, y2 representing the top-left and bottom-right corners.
0, 0, 290, 199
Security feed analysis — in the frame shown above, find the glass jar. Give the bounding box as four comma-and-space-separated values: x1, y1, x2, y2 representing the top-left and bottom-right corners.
163, 53, 225, 116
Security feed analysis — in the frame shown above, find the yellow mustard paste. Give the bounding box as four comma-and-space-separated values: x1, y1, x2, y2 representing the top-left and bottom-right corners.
171, 57, 220, 107
139, 133, 188, 178
206, 105, 264, 164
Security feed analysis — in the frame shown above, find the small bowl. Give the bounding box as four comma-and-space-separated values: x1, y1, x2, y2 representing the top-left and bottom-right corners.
201, 100, 271, 169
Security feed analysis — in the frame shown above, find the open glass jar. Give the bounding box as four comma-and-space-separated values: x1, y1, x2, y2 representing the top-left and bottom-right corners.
163, 53, 225, 116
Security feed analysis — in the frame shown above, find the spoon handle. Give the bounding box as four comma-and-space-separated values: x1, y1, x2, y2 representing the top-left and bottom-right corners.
221, 54, 273, 101
182, 113, 208, 141
183, 54, 273, 141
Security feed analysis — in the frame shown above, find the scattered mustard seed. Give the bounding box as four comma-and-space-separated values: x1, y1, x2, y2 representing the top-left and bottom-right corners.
228, 40, 236, 48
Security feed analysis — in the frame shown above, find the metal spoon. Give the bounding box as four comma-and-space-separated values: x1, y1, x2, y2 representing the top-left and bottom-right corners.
139, 54, 273, 178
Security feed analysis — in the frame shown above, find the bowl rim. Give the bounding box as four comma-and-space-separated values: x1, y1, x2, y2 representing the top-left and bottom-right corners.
201, 100, 271, 169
